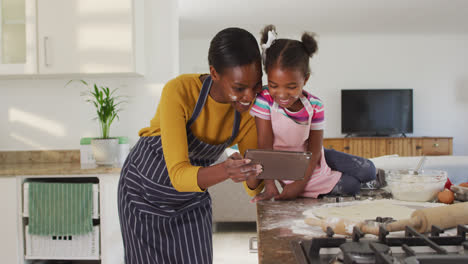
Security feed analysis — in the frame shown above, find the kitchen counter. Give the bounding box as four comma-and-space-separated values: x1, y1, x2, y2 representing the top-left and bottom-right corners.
257, 199, 468, 264
257, 198, 325, 264
0, 162, 121, 176
256, 190, 391, 264
0, 149, 121, 176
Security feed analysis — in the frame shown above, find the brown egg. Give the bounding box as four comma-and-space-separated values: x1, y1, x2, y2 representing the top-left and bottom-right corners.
437, 189, 455, 204
459, 182, 468, 188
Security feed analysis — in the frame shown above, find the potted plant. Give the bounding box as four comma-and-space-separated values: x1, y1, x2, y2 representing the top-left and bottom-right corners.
69, 80, 127, 165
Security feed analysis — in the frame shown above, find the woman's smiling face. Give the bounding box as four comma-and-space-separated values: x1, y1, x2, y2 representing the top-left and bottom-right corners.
214, 61, 263, 113
267, 66, 309, 110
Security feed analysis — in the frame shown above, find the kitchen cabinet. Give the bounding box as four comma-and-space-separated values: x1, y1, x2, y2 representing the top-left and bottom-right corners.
37, 0, 144, 75
0, 176, 20, 263
0, 0, 37, 74
343, 137, 387, 158
422, 138, 452, 156
386, 137, 423, 156
16, 174, 124, 264
99, 174, 125, 264
322, 138, 344, 152
323, 137, 453, 158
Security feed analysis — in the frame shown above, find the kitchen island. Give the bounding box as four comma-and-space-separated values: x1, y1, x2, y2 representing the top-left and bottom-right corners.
256, 190, 391, 264
257, 198, 468, 264
256, 198, 324, 264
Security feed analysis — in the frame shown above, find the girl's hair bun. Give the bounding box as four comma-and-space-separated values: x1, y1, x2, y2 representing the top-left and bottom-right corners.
301, 32, 318, 57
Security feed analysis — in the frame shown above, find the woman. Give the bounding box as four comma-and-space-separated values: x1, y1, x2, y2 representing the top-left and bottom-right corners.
118, 27, 264, 263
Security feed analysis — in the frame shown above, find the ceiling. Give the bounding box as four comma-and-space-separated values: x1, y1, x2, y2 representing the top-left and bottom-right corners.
178, 0, 468, 38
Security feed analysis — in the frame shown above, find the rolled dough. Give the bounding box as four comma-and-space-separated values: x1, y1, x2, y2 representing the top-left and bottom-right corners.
303, 200, 441, 221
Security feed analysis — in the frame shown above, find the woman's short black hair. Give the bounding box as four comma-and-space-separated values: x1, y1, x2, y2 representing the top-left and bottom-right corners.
208, 27, 261, 74
260, 25, 318, 77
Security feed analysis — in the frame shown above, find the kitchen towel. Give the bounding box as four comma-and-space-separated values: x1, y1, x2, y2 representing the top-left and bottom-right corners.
28, 182, 93, 235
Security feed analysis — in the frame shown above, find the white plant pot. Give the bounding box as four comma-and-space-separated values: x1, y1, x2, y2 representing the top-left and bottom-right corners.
91, 138, 119, 165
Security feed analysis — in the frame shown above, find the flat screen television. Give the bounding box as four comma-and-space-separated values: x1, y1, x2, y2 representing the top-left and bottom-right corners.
341, 89, 413, 136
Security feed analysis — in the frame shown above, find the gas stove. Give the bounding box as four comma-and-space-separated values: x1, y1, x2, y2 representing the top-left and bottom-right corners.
291, 223, 468, 264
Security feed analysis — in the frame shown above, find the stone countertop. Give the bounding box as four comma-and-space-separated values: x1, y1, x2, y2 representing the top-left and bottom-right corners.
0, 162, 121, 176
256, 190, 451, 264
256, 191, 391, 264
257, 198, 325, 264
0, 149, 121, 176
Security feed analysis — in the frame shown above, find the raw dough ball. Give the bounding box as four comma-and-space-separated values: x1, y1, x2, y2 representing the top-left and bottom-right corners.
438, 189, 454, 204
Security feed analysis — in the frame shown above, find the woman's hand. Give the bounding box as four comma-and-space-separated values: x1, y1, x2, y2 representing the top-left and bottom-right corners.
223, 152, 262, 183
274, 181, 306, 200
251, 180, 279, 203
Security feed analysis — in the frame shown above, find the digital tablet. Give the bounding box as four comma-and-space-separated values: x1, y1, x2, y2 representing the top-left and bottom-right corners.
244, 149, 312, 181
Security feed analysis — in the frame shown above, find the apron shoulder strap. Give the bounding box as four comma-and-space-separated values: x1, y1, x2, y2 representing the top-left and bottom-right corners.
225, 111, 241, 146
299, 94, 314, 118
186, 75, 212, 128
186, 75, 241, 146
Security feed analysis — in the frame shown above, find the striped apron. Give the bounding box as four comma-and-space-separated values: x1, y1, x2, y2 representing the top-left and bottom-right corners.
118, 76, 240, 264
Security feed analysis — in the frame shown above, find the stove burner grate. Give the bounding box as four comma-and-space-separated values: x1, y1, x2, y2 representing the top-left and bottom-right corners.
291, 221, 468, 264
340, 242, 391, 264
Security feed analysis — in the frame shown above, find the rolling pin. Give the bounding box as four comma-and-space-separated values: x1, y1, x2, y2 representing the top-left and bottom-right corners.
305, 202, 468, 236
304, 217, 361, 236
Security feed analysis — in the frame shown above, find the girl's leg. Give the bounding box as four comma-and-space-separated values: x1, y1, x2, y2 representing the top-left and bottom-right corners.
324, 148, 376, 183
328, 173, 361, 196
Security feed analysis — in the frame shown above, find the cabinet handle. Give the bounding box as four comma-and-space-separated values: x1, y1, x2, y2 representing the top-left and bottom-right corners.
44, 36, 50, 67
416, 146, 422, 150
249, 237, 258, 253
344, 146, 350, 150
433, 143, 439, 148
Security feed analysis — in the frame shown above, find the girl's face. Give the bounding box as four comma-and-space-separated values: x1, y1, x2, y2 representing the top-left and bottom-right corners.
211, 61, 263, 113
267, 66, 309, 110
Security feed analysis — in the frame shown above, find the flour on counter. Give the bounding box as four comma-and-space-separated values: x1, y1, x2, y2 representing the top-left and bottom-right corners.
290, 219, 327, 237
261, 217, 327, 237
259, 202, 329, 237
260, 199, 445, 238
303, 199, 444, 221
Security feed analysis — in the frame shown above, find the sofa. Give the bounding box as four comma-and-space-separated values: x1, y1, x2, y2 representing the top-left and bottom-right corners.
210, 151, 468, 224
370, 155, 468, 185
210, 149, 258, 223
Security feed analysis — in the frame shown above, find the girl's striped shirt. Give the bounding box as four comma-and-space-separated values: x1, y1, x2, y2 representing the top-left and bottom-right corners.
250, 87, 325, 130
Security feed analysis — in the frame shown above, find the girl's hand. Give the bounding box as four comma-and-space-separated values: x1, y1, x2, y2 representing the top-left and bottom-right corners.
223, 152, 262, 183
251, 180, 279, 203
274, 181, 305, 200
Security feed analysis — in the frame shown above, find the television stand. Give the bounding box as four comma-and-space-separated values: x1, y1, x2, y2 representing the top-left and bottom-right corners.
345, 132, 408, 138
323, 136, 453, 158
345, 133, 391, 138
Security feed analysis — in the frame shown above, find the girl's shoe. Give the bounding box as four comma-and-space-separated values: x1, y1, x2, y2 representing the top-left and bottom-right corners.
361, 168, 386, 189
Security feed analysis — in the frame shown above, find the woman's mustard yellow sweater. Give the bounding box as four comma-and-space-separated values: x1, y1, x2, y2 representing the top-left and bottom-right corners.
139, 74, 264, 196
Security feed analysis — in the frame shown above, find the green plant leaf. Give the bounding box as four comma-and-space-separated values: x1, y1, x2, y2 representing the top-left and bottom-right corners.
69, 80, 128, 138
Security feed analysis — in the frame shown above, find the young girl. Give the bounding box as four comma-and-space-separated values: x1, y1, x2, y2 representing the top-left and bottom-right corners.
246, 25, 376, 201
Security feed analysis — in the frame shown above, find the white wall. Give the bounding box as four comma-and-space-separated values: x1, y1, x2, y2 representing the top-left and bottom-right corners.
180, 34, 468, 155
0, 0, 178, 151
2, 2, 468, 156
